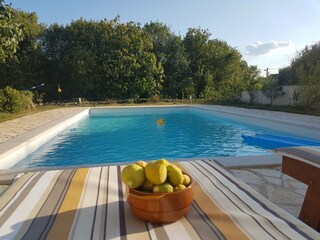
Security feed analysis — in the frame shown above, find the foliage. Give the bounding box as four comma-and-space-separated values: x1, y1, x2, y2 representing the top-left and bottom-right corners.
0, 8, 44, 90
143, 22, 190, 98
148, 95, 160, 103
1, 5, 258, 103
278, 41, 320, 110
244, 65, 262, 103
261, 77, 284, 105
40, 18, 163, 101
0, 0, 24, 63
0, 86, 33, 113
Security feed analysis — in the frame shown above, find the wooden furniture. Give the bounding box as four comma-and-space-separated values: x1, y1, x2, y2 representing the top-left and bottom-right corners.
282, 155, 320, 231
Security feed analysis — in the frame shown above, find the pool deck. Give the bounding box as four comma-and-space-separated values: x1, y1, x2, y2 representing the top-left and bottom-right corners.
1, 105, 320, 219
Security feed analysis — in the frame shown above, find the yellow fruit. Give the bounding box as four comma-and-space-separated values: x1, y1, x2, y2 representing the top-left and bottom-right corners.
167, 164, 183, 186
159, 158, 169, 166
140, 179, 154, 192
145, 159, 168, 184
135, 160, 147, 168
174, 184, 186, 191
121, 164, 145, 189
153, 182, 173, 193
182, 174, 191, 185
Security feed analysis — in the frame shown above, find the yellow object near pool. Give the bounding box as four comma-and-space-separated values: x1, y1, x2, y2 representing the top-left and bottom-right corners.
156, 118, 165, 125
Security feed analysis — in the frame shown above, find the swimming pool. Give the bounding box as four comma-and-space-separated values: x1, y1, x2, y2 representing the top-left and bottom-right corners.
12, 106, 311, 169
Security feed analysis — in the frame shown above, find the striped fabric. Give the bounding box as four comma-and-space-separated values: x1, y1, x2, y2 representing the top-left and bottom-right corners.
0, 160, 319, 240
274, 146, 320, 167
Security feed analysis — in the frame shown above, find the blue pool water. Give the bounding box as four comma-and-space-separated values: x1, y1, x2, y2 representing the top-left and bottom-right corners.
13, 107, 301, 168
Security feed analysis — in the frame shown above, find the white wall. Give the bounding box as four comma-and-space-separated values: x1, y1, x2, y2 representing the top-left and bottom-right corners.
241, 85, 300, 106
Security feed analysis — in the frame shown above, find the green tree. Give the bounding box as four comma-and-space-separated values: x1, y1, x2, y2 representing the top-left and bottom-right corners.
262, 77, 284, 105
143, 22, 190, 98
244, 65, 262, 103
0, 0, 24, 63
205, 40, 247, 100
0, 9, 43, 90
183, 28, 210, 97
278, 41, 320, 110
40, 18, 163, 101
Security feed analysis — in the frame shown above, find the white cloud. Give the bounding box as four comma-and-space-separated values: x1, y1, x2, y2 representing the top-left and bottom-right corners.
246, 41, 293, 56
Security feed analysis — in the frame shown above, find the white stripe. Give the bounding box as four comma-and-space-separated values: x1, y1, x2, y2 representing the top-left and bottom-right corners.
105, 166, 121, 240
0, 170, 59, 239
146, 223, 157, 239
164, 220, 192, 240
0, 173, 38, 216
92, 167, 108, 239
69, 167, 101, 240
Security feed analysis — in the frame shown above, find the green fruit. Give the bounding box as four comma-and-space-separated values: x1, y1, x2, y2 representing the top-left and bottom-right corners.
145, 159, 168, 185
174, 184, 186, 191
121, 164, 145, 189
167, 164, 184, 186
153, 182, 173, 193
140, 179, 154, 192
182, 174, 191, 185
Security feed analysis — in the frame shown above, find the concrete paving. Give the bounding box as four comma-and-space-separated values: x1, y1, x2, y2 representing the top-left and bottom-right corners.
231, 166, 307, 217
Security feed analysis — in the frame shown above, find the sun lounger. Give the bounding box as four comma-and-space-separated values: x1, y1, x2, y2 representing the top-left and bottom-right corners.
274, 146, 320, 232
0, 160, 319, 239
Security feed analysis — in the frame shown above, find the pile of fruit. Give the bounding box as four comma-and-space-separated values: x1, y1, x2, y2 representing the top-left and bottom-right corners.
121, 159, 191, 193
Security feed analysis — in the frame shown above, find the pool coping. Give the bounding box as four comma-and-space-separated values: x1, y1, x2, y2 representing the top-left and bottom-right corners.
1, 104, 320, 172
0, 108, 90, 169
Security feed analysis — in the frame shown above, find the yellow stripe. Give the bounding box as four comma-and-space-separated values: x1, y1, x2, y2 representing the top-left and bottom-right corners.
46, 168, 89, 240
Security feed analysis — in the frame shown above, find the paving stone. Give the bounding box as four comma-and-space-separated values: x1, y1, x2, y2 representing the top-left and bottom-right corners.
294, 189, 307, 196
283, 179, 307, 190
265, 184, 305, 205
264, 176, 282, 185
231, 170, 265, 185
277, 204, 301, 218
251, 168, 281, 178
231, 167, 305, 218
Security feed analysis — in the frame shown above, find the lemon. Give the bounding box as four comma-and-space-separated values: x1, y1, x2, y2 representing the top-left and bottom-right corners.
135, 160, 147, 168
174, 184, 186, 191
153, 182, 173, 193
121, 164, 145, 189
182, 174, 191, 185
145, 159, 168, 184
167, 164, 184, 186
140, 179, 154, 192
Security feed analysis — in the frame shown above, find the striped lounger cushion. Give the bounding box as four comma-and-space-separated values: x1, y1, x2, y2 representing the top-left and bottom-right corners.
0, 160, 319, 239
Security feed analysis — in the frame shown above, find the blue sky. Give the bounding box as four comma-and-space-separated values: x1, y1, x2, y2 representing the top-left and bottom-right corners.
9, 0, 320, 75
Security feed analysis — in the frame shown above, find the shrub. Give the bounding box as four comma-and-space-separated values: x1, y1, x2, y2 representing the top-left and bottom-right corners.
0, 86, 34, 113
261, 78, 284, 105
148, 95, 161, 103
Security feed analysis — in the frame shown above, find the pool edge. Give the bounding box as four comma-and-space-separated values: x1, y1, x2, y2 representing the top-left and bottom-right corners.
0, 108, 90, 169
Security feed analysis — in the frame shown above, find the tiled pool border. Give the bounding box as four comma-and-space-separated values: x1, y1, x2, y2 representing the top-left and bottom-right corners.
1, 105, 320, 170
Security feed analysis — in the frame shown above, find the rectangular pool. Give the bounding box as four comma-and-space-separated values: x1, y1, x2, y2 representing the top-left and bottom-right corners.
12, 106, 314, 169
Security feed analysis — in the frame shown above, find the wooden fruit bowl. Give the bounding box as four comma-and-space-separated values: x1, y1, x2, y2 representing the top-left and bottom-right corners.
126, 174, 193, 223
